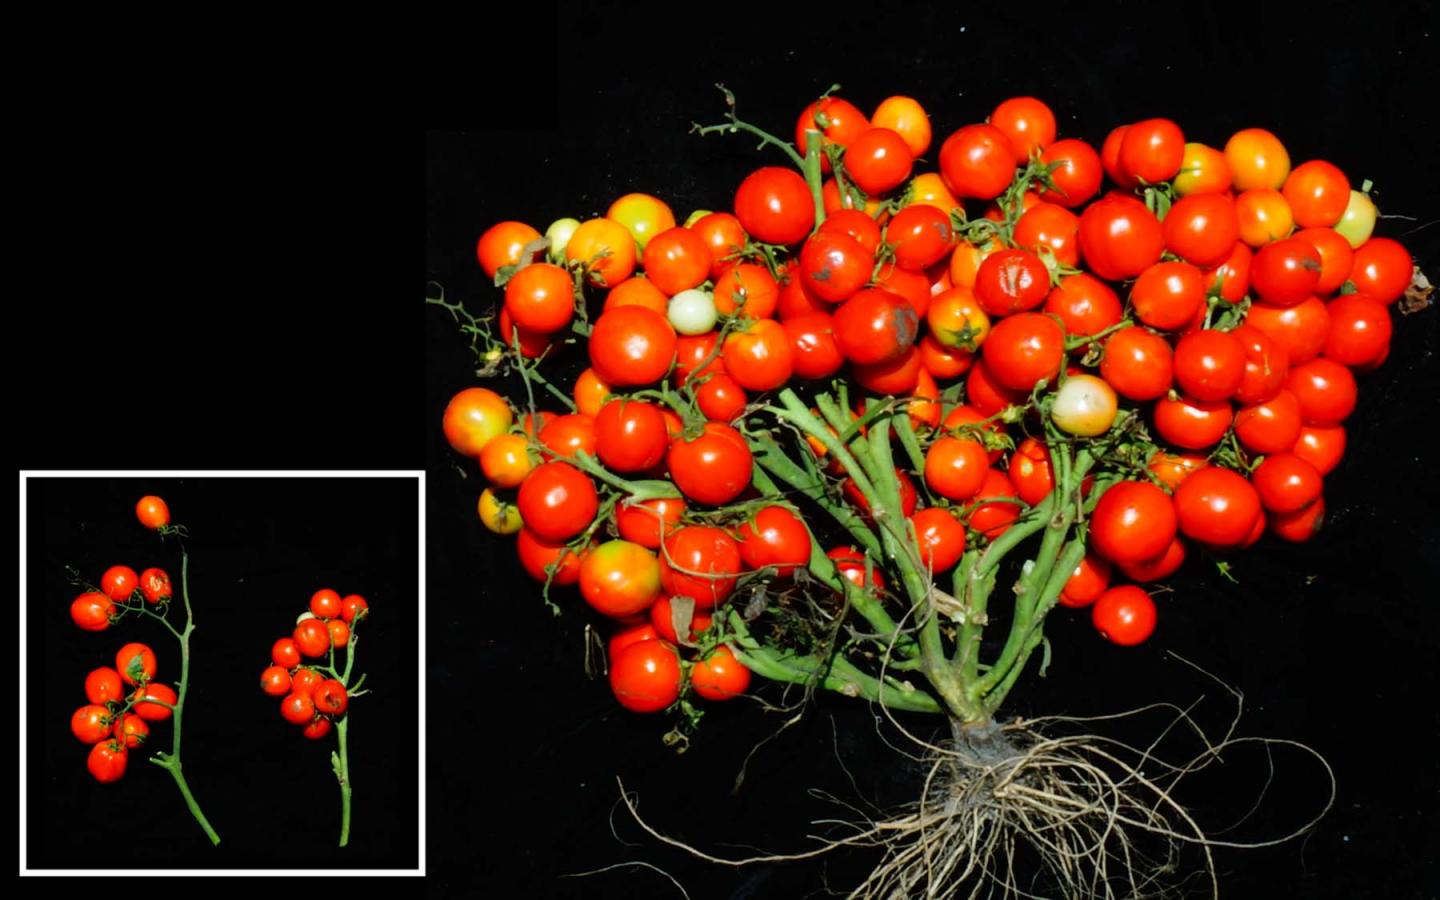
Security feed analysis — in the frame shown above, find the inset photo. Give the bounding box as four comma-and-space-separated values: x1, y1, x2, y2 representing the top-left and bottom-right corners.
20, 473, 423, 874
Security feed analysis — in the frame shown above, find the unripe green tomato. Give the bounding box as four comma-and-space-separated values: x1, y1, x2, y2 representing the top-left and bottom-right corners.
667, 288, 718, 335
1051, 374, 1118, 436
545, 217, 582, 263
1332, 190, 1377, 249
683, 209, 712, 228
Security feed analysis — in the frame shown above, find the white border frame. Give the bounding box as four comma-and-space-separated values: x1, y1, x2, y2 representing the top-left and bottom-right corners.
18, 470, 426, 877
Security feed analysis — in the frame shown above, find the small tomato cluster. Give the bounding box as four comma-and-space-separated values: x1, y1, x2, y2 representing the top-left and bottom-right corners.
260, 589, 368, 740
72, 642, 175, 783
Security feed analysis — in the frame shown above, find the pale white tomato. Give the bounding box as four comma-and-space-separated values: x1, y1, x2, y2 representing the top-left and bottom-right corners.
1051, 374, 1118, 436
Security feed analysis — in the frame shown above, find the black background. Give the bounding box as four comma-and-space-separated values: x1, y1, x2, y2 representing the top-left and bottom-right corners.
25, 477, 419, 869
426, 2, 1440, 898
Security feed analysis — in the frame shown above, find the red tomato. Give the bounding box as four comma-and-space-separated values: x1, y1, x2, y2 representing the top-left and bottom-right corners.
609, 622, 660, 660
713, 262, 780, 319
925, 437, 990, 501
690, 212, 748, 278
943, 405, 1007, 463
594, 399, 668, 473
302, 717, 333, 741
1147, 452, 1208, 492
723, 319, 795, 392
538, 413, 597, 460
580, 539, 662, 618
609, 641, 682, 713
1059, 552, 1112, 608
101, 565, 139, 603
1013, 203, 1081, 268
516, 461, 598, 542
691, 645, 752, 701
70, 592, 114, 632
131, 682, 177, 722
135, 496, 170, 530
504, 262, 575, 334
272, 637, 301, 669
516, 528, 584, 585
280, 690, 316, 725
886, 204, 954, 271
1090, 481, 1176, 565
72, 704, 113, 744
1117, 536, 1187, 583
1099, 326, 1172, 401
1251, 453, 1323, 514
643, 227, 713, 296
736, 506, 811, 577
85, 666, 125, 705
919, 334, 975, 379
1173, 330, 1245, 402
844, 127, 914, 195
911, 507, 967, 573
1245, 297, 1330, 365
588, 306, 677, 387
1038, 138, 1103, 208
1163, 193, 1239, 267
1173, 466, 1262, 547
734, 166, 816, 245
843, 468, 918, 522
777, 263, 829, 320
783, 313, 845, 380
341, 594, 369, 625
1044, 274, 1122, 337
1153, 394, 1233, 449
967, 468, 1022, 539
1270, 496, 1325, 543
1286, 358, 1357, 426
695, 373, 748, 422
974, 248, 1050, 316
313, 679, 349, 716
261, 665, 292, 697
1131, 261, 1206, 331
1234, 390, 1303, 455
799, 231, 871, 303
852, 345, 921, 397
908, 367, 943, 431
1100, 124, 1136, 189
293, 618, 331, 658
1119, 118, 1185, 183
328, 618, 350, 650
673, 333, 723, 384
648, 596, 713, 645
872, 96, 932, 157
659, 525, 742, 608
1230, 323, 1290, 405
310, 588, 342, 619
795, 96, 870, 173
569, 217, 638, 286
113, 712, 150, 750
982, 313, 1064, 392
1347, 238, 1413, 305
966, 358, 1028, 416
88, 740, 129, 784
604, 277, 669, 316
1204, 241, 1253, 303
115, 642, 157, 686
1078, 195, 1165, 281
1293, 227, 1354, 296
827, 546, 887, 592
614, 496, 685, 549
819, 208, 884, 255
1007, 437, 1054, 505
1282, 160, 1349, 228
832, 288, 919, 365
476, 220, 541, 278
1091, 586, 1157, 646
1292, 425, 1346, 475
1251, 237, 1322, 306
1324, 294, 1392, 367
939, 124, 1017, 200
667, 423, 752, 506
990, 96, 1056, 162
290, 668, 322, 698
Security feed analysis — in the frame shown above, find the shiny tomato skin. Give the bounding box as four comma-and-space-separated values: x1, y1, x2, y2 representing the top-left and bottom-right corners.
614, 496, 685, 549
261, 665, 292, 697
605, 194, 675, 251
919, 334, 975, 380
1293, 227, 1354, 296
796, 96, 870, 172
1204, 241, 1253, 303
1131, 261, 1206, 331
1251, 238, 1323, 306
1058, 552, 1112, 608
609, 622, 660, 660
70, 592, 115, 632
85, 666, 125, 705
115, 642, 157, 686
872, 95, 932, 157
1173, 466, 1262, 547
1045, 273, 1122, 337
736, 506, 811, 577
580, 540, 663, 619
844, 126, 914, 195
1014, 202, 1081, 267
974, 248, 1050, 317
1234, 389, 1303, 455
1282, 160, 1350, 228
594, 399, 668, 473
516, 461, 598, 543
588, 306, 677, 387
504, 262, 575, 334
1078, 195, 1165, 281
784, 313, 845, 380
568, 217, 637, 287
87, 740, 129, 784
1117, 536, 1187, 584
990, 96, 1056, 162
497, 307, 550, 358
1164, 193, 1239, 267
1091, 586, 1157, 646
1347, 238, 1412, 305
887, 203, 954, 271
925, 437, 990, 501
644, 226, 713, 297
515, 528, 584, 585
981, 313, 1064, 393
875, 264, 932, 318
604, 277, 669, 317
1038, 138, 1103, 208
113, 712, 150, 750
1251, 453, 1323, 514
280, 690, 316, 725
1118, 118, 1185, 184
293, 619, 331, 658
1153, 395, 1233, 450
1292, 425, 1346, 475
476, 220, 541, 278
800, 230, 871, 303
538, 413, 597, 460
667, 423, 752, 506
910, 507, 967, 573
1099, 326, 1172, 401
1225, 128, 1291, 191
480, 433, 534, 489
659, 525, 742, 608
302, 717, 333, 741
852, 344, 922, 394
135, 495, 170, 530
695, 373, 748, 422
734, 167, 815, 245
966, 358, 1028, 416
312, 680, 349, 716
1173, 329, 1246, 402
819, 209, 883, 255
1006, 437, 1054, 505
609, 641, 683, 713
131, 682, 177, 722
689, 212, 748, 278
939, 124, 1017, 200
1270, 497, 1325, 543
1174, 142, 1232, 196
691, 645, 752, 701
1230, 323, 1291, 405
968, 468, 1022, 539
827, 546, 887, 592
272, 637, 302, 669
309, 589, 342, 619
1100, 124, 1135, 188
1245, 297, 1330, 365
1285, 358, 1357, 426
1090, 481, 1177, 565
1147, 451, 1208, 491
1323, 294, 1392, 367
713, 262, 780, 319
72, 704, 113, 744
1235, 188, 1294, 247
832, 288, 919, 366
101, 566, 139, 603
326, 618, 351, 650
290, 668, 322, 698
723, 319, 795, 392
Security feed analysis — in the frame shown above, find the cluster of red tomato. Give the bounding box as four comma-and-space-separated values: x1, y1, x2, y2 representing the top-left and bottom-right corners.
445, 90, 1417, 697
71, 642, 176, 783
260, 589, 367, 739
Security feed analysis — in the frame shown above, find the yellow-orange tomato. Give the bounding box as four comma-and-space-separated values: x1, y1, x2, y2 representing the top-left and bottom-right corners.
443, 387, 513, 457
906, 172, 961, 215
926, 286, 991, 350
478, 488, 523, 535
572, 367, 613, 418
567, 218, 637, 287
479, 433, 534, 488
1282, 160, 1350, 228
1235, 189, 1294, 247
579, 539, 662, 619
1225, 128, 1291, 191
1173, 142, 1232, 196
476, 221, 541, 279
871, 95, 932, 158
604, 276, 668, 316
907, 367, 941, 430
948, 240, 996, 289
605, 193, 675, 250
821, 178, 886, 218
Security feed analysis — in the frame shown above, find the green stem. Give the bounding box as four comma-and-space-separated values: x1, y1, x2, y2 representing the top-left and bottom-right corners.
801, 130, 826, 228
335, 717, 353, 847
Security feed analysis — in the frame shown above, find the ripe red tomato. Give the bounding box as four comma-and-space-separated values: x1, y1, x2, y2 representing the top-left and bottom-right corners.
442, 387, 513, 458
579, 540, 662, 618
643, 227, 713, 296
974, 248, 1051, 316
271, 638, 305, 671
70, 592, 114, 632
828, 547, 887, 591
736, 506, 811, 577
1091, 585, 1157, 646
538, 413, 597, 460
853, 345, 922, 394
723, 319, 795, 391
691, 645, 752, 701
886, 204, 954, 272
604, 277, 668, 317
261, 665, 292, 697
659, 525, 742, 608
648, 595, 712, 644
302, 717, 333, 740
1101, 124, 1136, 188
1013, 203, 1081, 268
290, 668, 322, 697
281, 691, 317, 725
72, 704, 113, 744
113, 712, 149, 749
1163, 193, 1239, 267
1117, 536, 1187, 583
819, 209, 884, 254
614, 496, 685, 549
516, 528, 584, 584
1251, 453, 1323, 514
1078, 195, 1164, 281
1204, 241, 1253, 303
965, 359, 1028, 416
981, 313, 1064, 392
1119, 118, 1185, 183
1347, 238, 1412, 305
1234, 390, 1303, 455
609, 622, 660, 660
327, 618, 351, 649
1323, 294, 1392, 366
1045, 274, 1122, 337
990, 96, 1056, 162
1173, 330, 1245, 402
925, 437, 990, 501
939, 124, 1017, 200
1131, 261, 1206, 331
1250, 238, 1322, 306
1099, 326, 1173, 401
693, 373, 747, 422
1230, 323, 1290, 405
832, 288, 919, 366
1007, 437, 1055, 505
115, 642, 157, 686
87, 740, 129, 784
967, 468, 1023, 538
1173, 466, 1262, 547
476, 220, 541, 278
610, 640, 682, 713
135, 495, 170, 530
1292, 425, 1346, 475
1037, 138, 1102, 208
85, 666, 125, 706
1282, 160, 1349, 228
844, 126, 914, 195
101, 566, 139, 603
309, 588, 342, 619
594, 399, 668, 473
690, 212, 748, 279
313, 679, 349, 716
911, 507, 967, 573
1154, 394, 1233, 449
843, 468, 919, 521
713, 262, 780, 319
1270, 496, 1325, 543
1147, 452, 1208, 491
293, 619, 331, 658
131, 682, 176, 722
503, 262, 575, 333
1059, 552, 1113, 608
341, 594, 369, 624
783, 313, 845, 380
1286, 358, 1357, 426
734, 166, 816, 245
1292, 227, 1354, 296
516, 461, 599, 542
667, 422, 752, 506
1246, 296, 1330, 366
1090, 481, 1176, 565
796, 96, 870, 172
919, 334, 974, 380
588, 306, 677, 387
872, 96, 932, 158
799, 230, 871, 303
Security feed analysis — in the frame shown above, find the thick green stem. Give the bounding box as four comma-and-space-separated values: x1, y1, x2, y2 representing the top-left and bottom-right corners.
801, 131, 826, 228
335, 717, 353, 847
749, 431, 881, 558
